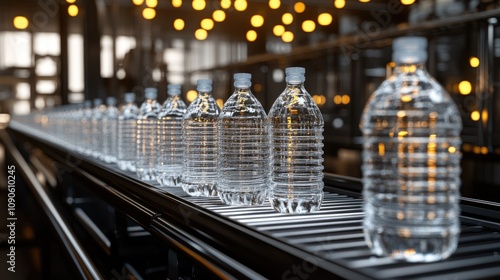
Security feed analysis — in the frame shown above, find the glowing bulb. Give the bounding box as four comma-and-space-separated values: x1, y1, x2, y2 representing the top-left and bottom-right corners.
318, 13, 333, 26
172, 0, 182, 8
192, 0, 206, 11
359, 0, 370, 2
186, 90, 198, 102
220, 0, 231, 9
234, 0, 247, 11
273, 25, 285, 36
294, 2, 306, 13
282, 13, 293, 25
173, 18, 185, 30
282, 31, 294, 43
458, 80, 472, 95
13, 16, 29, 29
471, 110, 480, 121
246, 30, 257, 42
213, 10, 226, 22
251, 15, 264, 28
302, 20, 316, 32
132, 0, 144, 5
269, 0, 280, 9
146, 0, 158, 8
469, 56, 480, 68
201, 18, 214, 30
334, 0, 346, 9
142, 8, 156, 19
66, 0, 76, 3
195, 28, 208, 40
401, 0, 415, 5
342, 95, 350, 104
68, 5, 79, 16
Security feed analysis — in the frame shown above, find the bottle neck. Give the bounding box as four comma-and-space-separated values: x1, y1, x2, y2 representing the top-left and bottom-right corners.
393, 62, 425, 74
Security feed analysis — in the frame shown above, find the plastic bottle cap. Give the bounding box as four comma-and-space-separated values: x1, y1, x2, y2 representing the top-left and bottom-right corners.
234, 73, 252, 88
144, 87, 158, 99
285, 67, 305, 83
197, 79, 212, 92
93, 98, 102, 106
106, 97, 116, 106
124, 92, 135, 103
392, 36, 428, 64
167, 84, 182, 96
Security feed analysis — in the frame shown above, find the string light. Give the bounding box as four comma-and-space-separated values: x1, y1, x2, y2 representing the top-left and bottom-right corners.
273, 25, 285, 36
220, 0, 231, 9
13, 16, 29, 29
132, 0, 144, 5
318, 13, 333, 26
172, 0, 182, 8
251, 15, 264, 28
334, 0, 345, 9
469, 56, 480, 68
302, 20, 316, 32
294, 2, 306, 13
174, 18, 185, 30
458, 80, 472, 95
68, 5, 79, 17
470, 110, 480, 121
282, 31, 294, 43
142, 8, 156, 19
66, 0, 76, 3
234, 0, 247, 11
401, 0, 416, 5
282, 13, 293, 25
192, 0, 206, 11
145, 0, 158, 8
269, 0, 280, 9
246, 30, 257, 42
213, 10, 226, 22
201, 18, 214, 30
195, 28, 208, 40
187, 90, 198, 102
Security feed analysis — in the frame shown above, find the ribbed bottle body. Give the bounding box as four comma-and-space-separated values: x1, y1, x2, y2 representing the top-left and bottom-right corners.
181, 91, 220, 196
217, 89, 269, 206
102, 107, 118, 163
136, 96, 161, 181
269, 84, 324, 213
156, 97, 186, 187
117, 118, 137, 171
360, 65, 462, 262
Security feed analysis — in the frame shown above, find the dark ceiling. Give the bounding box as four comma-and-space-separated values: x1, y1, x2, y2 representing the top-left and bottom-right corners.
0, 0, 410, 44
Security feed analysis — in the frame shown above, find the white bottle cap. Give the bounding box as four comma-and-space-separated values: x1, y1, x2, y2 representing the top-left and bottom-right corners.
124, 92, 135, 103
93, 98, 102, 106
392, 36, 428, 64
106, 96, 116, 106
234, 73, 252, 88
167, 84, 182, 96
285, 67, 306, 83
144, 87, 157, 100
197, 79, 212, 92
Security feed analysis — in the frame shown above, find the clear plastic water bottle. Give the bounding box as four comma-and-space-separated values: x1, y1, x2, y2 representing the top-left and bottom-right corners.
155, 84, 187, 187
181, 79, 220, 196
91, 98, 105, 159
360, 36, 462, 262
268, 67, 325, 213
136, 87, 161, 181
102, 97, 119, 163
117, 93, 139, 172
217, 73, 269, 206
81, 100, 93, 155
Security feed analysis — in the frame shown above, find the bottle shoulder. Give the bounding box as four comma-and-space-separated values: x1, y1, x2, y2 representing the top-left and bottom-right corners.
268, 86, 323, 123
219, 90, 267, 119
184, 95, 220, 119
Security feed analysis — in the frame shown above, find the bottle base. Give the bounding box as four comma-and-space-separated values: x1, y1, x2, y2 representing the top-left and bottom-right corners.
218, 189, 267, 206
102, 155, 116, 164
136, 169, 156, 181
269, 193, 323, 214
364, 228, 459, 262
157, 174, 182, 187
181, 182, 217, 197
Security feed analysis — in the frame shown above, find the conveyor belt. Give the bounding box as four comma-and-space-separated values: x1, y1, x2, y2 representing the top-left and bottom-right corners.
7, 120, 500, 279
